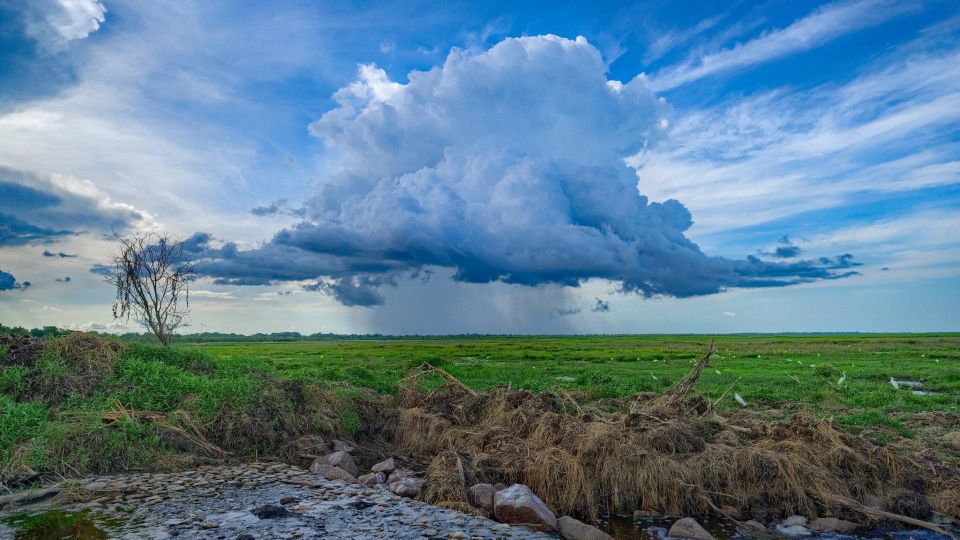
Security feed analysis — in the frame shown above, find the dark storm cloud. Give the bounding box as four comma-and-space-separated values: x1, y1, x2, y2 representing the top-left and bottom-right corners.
766, 235, 803, 258
0, 168, 148, 248
251, 198, 306, 218
43, 249, 78, 258
0, 212, 72, 246
0, 269, 27, 291
177, 36, 861, 307
591, 298, 611, 313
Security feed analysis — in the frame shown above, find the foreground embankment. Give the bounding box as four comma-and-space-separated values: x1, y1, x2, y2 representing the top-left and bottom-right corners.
1, 332, 958, 538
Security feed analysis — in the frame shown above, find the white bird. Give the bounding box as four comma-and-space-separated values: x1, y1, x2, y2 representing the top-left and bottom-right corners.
651, 374, 659, 380
715, 370, 722, 375
734, 393, 748, 407
837, 372, 846, 386
890, 378, 900, 390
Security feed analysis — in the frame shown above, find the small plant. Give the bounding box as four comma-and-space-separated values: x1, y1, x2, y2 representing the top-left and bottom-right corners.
813, 363, 839, 378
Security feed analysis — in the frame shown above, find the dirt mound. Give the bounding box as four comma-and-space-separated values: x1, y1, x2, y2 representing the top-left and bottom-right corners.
0, 334, 45, 367
1, 332, 124, 404
389, 364, 960, 525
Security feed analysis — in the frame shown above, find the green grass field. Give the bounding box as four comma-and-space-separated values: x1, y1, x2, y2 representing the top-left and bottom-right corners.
196, 334, 960, 437
2, 333, 958, 480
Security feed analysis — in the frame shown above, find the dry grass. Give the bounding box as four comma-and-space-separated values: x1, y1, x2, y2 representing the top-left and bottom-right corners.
391, 365, 958, 523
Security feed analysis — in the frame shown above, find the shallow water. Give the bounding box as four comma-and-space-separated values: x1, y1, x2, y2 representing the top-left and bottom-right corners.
596, 514, 956, 540
1, 509, 126, 539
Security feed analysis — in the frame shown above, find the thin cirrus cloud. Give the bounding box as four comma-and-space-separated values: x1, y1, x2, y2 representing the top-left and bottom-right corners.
185, 35, 859, 306
649, 0, 916, 92
635, 41, 960, 238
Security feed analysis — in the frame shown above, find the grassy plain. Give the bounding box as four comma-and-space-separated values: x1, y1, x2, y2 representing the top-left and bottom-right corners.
1, 333, 958, 480
197, 334, 960, 437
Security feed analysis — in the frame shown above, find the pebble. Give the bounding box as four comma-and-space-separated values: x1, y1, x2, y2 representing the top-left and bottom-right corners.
0, 463, 553, 540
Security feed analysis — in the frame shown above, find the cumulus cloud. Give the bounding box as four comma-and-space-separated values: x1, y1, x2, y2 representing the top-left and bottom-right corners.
187, 35, 858, 305
19, 0, 107, 49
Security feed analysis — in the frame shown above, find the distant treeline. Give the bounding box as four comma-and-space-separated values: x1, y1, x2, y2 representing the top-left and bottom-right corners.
2, 323, 953, 343
0, 324, 530, 343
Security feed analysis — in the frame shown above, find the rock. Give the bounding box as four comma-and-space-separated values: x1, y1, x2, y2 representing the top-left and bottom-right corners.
358, 472, 387, 487
309, 462, 358, 484
388, 476, 424, 498
236, 535, 254, 540
720, 505, 740, 519
492, 484, 557, 532
775, 524, 811, 537
809, 517, 859, 534
250, 504, 293, 519
332, 439, 355, 453
634, 509, 662, 519
469, 483, 497, 513
557, 515, 613, 540
371, 457, 396, 474
279, 496, 298, 505
325, 450, 360, 477
736, 520, 770, 539
668, 517, 714, 540
199, 521, 220, 529
781, 515, 807, 527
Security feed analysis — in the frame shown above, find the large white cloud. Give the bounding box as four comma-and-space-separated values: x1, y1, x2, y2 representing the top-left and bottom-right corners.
192, 35, 857, 305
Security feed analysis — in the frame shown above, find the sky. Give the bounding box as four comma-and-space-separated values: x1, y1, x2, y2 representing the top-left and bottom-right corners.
0, 0, 958, 335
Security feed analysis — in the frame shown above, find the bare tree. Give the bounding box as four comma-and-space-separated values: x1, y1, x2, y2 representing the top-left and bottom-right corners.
106, 232, 194, 346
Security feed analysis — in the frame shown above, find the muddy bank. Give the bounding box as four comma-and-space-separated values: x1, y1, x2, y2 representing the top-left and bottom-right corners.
0, 463, 552, 539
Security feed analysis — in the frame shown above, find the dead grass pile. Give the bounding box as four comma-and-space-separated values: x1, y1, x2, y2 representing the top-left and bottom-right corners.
0, 334, 45, 367
1, 332, 124, 404
392, 363, 957, 525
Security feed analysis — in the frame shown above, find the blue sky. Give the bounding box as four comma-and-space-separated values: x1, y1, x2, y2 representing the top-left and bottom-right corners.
0, 0, 958, 334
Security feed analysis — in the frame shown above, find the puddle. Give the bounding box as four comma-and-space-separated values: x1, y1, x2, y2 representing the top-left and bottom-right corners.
595, 514, 957, 540
2, 510, 126, 540
597, 514, 737, 539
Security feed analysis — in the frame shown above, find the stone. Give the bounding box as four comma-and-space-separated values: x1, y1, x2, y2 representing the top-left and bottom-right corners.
781, 515, 807, 527
279, 496, 298, 505
634, 509, 662, 519
667, 517, 714, 540
557, 515, 613, 540
332, 439, 355, 453
250, 504, 293, 519
809, 517, 859, 534
736, 520, 769, 538
388, 476, 424, 498
469, 483, 496, 513
720, 505, 740, 519
492, 484, 557, 532
325, 450, 360, 477
371, 457, 396, 474
309, 462, 359, 484
359, 472, 387, 487
199, 521, 220, 529
775, 524, 811, 537
236, 535, 254, 540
